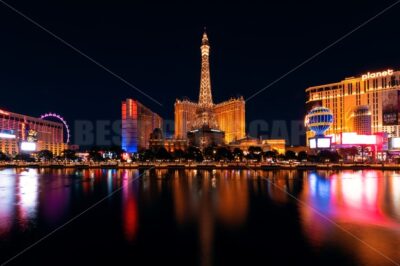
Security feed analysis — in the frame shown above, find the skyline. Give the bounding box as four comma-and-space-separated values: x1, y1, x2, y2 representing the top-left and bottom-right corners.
1, 0, 400, 144
2, 2, 400, 265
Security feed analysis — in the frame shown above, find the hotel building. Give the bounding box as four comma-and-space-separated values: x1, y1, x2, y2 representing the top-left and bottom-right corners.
174, 31, 246, 144
122, 98, 163, 153
229, 136, 286, 154
305, 69, 400, 142
0, 108, 66, 156
148, 128, 188, 152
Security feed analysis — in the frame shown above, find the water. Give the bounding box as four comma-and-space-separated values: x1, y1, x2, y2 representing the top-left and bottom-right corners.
0, 168, 400, 266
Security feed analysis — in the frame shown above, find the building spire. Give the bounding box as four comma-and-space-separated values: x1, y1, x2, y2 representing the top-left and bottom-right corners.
199, 29, 213, 108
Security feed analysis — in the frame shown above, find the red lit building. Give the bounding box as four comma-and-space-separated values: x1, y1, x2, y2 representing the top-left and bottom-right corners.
122, 99, 163, 153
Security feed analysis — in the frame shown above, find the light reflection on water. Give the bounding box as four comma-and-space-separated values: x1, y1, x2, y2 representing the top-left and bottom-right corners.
299, 170, 400, 266
0, 168, 399, 265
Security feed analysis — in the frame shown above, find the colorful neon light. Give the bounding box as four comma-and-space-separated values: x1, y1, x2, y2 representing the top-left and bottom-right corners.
40, 113, 70, 143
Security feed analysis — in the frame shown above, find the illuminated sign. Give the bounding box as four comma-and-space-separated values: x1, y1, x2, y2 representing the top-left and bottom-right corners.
0, 133, 16, 139
20, 142, 37, 152
361, 69, 393, 81
317, 138, 331, 148
309, 139, 316, 149
390, 137, 400, 149
309, 137, 331, 149
340, 132, 376, 145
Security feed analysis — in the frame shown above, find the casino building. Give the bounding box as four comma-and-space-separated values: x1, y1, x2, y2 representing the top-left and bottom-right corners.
306, 68, 400, 142
122, 98, 163, 153
0, 108, 66, 156
174, 31, 246, 147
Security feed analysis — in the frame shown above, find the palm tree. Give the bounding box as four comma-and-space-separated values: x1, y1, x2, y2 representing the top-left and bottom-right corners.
215, 147, 233, 161
247, 146, 263, 162
62, 149, 77, 161
297, 151, 308, 161
203, 146, 216, 161
233, 148, 244, 161
0, 151, 8, 161
173, 149, 186, 160
38, 150, 54, 162
186, 146, 203, 162
265, 150, 278, 160
285, 150, 297, 160
154, 147, 172, 160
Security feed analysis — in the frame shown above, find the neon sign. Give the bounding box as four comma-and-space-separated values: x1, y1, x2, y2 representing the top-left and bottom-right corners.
361, 69, 393, 81
20, 142, 37, 151
331, 132, 377, 145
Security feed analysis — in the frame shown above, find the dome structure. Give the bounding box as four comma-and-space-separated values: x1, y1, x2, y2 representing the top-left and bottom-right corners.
305, 107, 333, 136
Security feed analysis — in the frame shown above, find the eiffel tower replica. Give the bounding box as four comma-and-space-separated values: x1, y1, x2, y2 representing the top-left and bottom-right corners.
188, 30, 225, 149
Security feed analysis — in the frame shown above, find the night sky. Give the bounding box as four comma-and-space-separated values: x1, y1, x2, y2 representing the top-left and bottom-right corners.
1, 0, 400, 144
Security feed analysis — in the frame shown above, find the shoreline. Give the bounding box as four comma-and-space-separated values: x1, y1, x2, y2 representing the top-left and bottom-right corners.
1, 162, 400, 170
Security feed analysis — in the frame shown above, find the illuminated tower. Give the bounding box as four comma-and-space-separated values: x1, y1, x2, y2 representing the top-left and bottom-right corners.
174, 30, 245, 145
193, 30, 219, 130
198, 31, 213, 108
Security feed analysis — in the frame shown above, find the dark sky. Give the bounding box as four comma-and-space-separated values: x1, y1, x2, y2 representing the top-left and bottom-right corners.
1, 0, 400, 144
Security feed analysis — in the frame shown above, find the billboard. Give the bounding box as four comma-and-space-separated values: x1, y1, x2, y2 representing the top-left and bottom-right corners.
0, 130, 16, 139
317, 138, 331, 148
309, 139, 316, 149
390, 137, 400, 150
331, 132, 377, 145
20, 142, 37, 152
309, 137, 331, 149
382, 90, 400, 125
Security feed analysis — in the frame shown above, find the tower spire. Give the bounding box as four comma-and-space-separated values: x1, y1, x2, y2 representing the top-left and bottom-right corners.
199, 29, 213, 108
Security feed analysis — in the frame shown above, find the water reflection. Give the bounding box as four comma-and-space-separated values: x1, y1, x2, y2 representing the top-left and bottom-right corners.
0, 169, 15, 236
169, 169, 250, 266
1, 168, 400, 266
300, 170, 400, 266
0, 169, 40, 235
121, 170, 139, 241
16, 169, 39, 230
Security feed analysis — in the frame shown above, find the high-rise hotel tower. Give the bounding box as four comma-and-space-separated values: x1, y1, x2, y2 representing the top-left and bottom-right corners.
306, 69, 400, 141
174, 31, 246, 144
122, 98, 163, 153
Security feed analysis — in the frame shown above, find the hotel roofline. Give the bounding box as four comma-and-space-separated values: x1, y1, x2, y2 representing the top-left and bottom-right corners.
0, 108, 63, 128
305, 68, 397, 92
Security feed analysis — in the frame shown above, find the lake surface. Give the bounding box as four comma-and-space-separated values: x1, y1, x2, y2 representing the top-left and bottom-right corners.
0, 168, 400, 266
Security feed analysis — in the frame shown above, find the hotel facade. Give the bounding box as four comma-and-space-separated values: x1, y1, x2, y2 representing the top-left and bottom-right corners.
122, 98, 163, 153
0, 109, 66, 156
306, 69, 400, 142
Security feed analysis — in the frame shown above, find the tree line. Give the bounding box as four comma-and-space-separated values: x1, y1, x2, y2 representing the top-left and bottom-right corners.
0, 145, 368, 163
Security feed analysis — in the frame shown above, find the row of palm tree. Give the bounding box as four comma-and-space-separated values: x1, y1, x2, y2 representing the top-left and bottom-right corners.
0, 145, 365, 163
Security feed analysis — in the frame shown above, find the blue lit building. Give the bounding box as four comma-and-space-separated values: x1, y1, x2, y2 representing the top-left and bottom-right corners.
121, 99, 163, 153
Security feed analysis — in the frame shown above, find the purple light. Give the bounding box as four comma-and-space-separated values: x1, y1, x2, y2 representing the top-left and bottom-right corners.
40, 113, 71, 144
